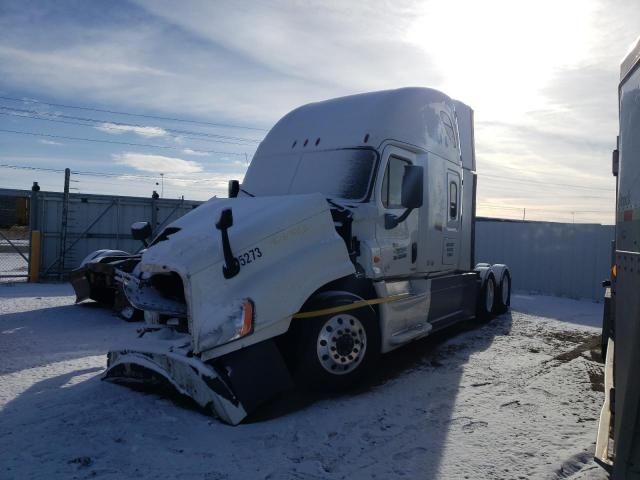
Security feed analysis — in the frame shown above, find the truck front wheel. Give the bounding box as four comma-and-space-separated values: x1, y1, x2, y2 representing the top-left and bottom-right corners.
292, 295, 381, 391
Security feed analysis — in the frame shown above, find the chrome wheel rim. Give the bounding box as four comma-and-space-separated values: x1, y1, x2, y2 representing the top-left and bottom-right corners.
317, 313, 367, 375
486, 278, 495, 312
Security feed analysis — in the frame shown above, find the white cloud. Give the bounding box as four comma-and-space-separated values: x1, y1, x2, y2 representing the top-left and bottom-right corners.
2, 0, 639, 222
114, 152, 203, 174
38, 139, 63, 146
182, 148, 209, 156
96, 122, 167, 138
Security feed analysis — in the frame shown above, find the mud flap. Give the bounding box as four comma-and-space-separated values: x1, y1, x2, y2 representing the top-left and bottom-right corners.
70, 267, 92, 303
103, 333, 292, 425
218, 339, 294, 415
594, 336, 615, 471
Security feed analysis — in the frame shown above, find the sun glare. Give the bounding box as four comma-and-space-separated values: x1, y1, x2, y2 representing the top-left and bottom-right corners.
406, 0, 598, 119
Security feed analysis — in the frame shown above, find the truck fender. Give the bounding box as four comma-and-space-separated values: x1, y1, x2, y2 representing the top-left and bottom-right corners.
294, 289, 377, 321
489, 264, 510, 288
474, 263, 492, 286
474, 263, 510, 288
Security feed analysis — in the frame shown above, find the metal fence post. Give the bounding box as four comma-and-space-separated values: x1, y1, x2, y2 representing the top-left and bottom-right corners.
151, 195, 158, 233
115, 197, 120, 250
29, 230, 40, 282
58, 168, 70, 279
29, 182, 40, 231
29, 183, 40, 280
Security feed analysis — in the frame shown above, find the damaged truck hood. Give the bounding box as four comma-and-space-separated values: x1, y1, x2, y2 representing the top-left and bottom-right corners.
131, 193, 355, 356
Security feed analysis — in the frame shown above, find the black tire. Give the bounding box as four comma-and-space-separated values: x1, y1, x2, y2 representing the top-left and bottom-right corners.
476, 273, 496, 321
292, 293, 381, 392
92, 286, 116, 306
493, 271, 511, 315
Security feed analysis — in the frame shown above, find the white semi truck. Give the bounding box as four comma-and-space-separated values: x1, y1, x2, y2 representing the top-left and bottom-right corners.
595, 38, 640, 477
106, 87, 511, 425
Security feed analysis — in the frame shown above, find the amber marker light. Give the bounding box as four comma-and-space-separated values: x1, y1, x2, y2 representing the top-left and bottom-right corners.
240, 299, 254, 336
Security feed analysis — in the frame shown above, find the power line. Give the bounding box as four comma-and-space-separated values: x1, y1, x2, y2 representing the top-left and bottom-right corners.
0, 162, 613, 217
479, 204, 611, 214
70, 175, 221, 192
478, 203, 611, 214
0, 165, 227, 198
0, 128, 250, 157
0, 163, 610, 201
0, 163, 66, 174
0, 163, 243, 184
0, 111, 258, 147
479, 173, 613, 192
0, 107, 262, 144
0, 95, 268, 132
478, 183, 612, 201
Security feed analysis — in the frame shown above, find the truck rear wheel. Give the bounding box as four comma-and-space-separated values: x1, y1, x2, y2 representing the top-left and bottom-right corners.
476, 274, 496, 321
493, 271, 511, 315
292, 295, 381, 391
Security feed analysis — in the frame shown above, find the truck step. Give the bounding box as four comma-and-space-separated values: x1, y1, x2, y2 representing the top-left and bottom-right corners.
389, 322, 433, 346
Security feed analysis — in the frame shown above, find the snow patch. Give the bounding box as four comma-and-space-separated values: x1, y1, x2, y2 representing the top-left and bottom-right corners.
0, 286, 607, 479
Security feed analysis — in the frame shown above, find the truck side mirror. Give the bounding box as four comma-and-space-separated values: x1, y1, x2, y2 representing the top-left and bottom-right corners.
228, 180, 240, 198
385, 165, 424, 229
401, 165, 424, 209
131, 221, 152, 247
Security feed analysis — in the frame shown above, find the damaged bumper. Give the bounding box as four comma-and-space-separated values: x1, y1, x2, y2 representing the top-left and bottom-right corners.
104, 328, 292, 425
104, 329, 246, 425
70, 261, 125, 304
70, 251, 142, 321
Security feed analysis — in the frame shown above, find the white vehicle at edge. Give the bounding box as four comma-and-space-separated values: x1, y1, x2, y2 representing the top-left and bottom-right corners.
106, 87, 511, 425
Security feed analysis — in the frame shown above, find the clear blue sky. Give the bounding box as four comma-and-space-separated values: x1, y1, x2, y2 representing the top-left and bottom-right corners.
0, 0, 638, 223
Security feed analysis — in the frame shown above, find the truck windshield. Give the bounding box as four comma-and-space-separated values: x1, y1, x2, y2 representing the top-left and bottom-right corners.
242, 148, 378, 201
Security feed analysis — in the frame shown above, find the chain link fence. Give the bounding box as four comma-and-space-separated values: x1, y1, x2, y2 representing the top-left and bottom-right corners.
0, 187, 205, 282
0, 193, 31, 282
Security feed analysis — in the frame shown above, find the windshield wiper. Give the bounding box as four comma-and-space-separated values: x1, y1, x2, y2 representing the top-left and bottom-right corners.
240, 188, 254, 197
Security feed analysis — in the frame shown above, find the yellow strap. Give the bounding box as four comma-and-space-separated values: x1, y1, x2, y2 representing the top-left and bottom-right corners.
292, 293, 410, 319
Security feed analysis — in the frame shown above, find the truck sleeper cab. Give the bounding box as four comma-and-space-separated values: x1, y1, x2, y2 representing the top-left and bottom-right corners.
106, 87, 511, 424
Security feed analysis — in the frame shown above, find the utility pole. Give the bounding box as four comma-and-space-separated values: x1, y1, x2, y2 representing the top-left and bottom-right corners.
523, 208, 526, 221
59, 168, 70, 278
244, 153, 249, 166
160, 173, 164, 198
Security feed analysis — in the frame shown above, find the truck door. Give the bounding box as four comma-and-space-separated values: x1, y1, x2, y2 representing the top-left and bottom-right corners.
443, 169, 461, 267
375, 146, 419, 278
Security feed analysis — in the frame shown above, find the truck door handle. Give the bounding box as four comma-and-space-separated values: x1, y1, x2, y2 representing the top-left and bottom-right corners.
412, 242, 418, 263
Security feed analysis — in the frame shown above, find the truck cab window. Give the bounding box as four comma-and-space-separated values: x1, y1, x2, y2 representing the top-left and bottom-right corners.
243, 148, 377, 201
382, 156, 410, 208
449, 181, 458, 219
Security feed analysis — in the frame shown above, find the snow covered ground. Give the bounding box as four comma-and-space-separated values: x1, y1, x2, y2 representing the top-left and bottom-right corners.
0, 283, 608, 480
